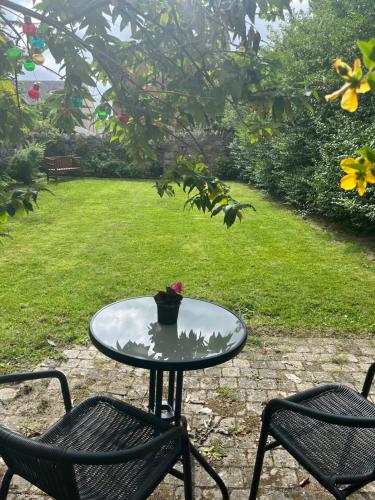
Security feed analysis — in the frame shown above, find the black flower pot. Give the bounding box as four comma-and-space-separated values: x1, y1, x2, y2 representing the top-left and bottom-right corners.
157, 302, 181, 324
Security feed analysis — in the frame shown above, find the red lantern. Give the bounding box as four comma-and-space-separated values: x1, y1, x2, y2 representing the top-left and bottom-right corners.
28, 83, 40, 100
23, 17, 36, 35
118, 114, 129, 124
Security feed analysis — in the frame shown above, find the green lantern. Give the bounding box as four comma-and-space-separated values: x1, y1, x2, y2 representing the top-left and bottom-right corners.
72, 96, 84, 108
7, 46, 22, 61
97, 110, 107, 119
24, 59, 36, 71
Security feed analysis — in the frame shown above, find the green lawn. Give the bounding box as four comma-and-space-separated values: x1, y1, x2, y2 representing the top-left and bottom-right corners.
1, 179, 374, 372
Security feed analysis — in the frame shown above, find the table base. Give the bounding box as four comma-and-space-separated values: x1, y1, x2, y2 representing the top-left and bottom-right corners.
148, 372, 229, 499
148, 369, 184, 423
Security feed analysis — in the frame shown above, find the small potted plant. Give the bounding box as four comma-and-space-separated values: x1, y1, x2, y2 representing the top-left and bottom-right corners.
154, 282, 183, 324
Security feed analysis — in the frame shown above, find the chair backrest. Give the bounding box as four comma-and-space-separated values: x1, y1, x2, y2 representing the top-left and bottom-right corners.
0, 425, 80, 499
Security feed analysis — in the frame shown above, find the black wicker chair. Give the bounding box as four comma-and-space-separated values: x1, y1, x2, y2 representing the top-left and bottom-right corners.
0, 370, 193, 500
249, 362, 375, 499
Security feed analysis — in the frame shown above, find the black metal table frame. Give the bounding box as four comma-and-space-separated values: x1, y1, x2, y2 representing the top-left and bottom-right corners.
148, 368, 229, 499
149, 369, 183, 422
89, 297, 248, 500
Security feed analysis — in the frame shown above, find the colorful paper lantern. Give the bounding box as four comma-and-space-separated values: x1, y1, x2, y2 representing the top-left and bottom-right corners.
28, 83, 40, 100
23, 59, 36, 71
97, 110, 107, 119
32, 53, 45, 65
118, 114, 129, 124
31, 37, 45, 49
6, 46, 22, 61
72, 96, 84, 108
23, 17, 36, 35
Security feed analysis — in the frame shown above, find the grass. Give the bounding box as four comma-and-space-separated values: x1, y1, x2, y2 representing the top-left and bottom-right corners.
216, 387, 237, 400
1, 179, 374, 372
331, 355, 348, 365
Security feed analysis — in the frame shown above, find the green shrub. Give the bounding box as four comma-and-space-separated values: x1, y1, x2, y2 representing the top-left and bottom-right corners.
213, 156, 239, 180
228, 0, 375, 232
44, 136, 70, 157
9, 144, 45, 185
144, 161, 163, 178
231, 104, 375, 230
115, 162, 144, 178
0, 147, 13, 180
94, 160, 143, 178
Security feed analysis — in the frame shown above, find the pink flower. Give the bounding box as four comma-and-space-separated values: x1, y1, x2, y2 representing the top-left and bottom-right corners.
170, 282, 183, 294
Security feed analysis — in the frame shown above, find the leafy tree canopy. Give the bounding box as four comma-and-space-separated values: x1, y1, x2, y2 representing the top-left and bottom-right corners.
0, 0, 304, 226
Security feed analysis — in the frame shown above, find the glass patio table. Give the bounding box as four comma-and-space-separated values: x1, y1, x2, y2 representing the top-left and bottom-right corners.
89, 296, 247, 422
89, 296, 247, 498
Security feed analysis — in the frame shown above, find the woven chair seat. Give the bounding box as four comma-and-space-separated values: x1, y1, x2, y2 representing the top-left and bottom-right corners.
39, 396, 181, 499
269, 385, 375, 484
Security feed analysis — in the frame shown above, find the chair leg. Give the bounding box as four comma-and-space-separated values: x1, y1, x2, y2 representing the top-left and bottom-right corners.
182, 438, 193, 500
180, 416, 228, 499
0, 469, 13, 500
249, 422, 269, 500
190, 445, 229, 500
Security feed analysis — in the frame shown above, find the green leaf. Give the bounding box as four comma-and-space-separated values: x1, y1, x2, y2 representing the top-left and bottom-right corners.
210, 205, 225, 217
223, 206, 236, 227
160, 12, 169, 26
357, 38, 375, 70
0, 207, 9, 224
272, 97, 285, 121
367, 73, 375, 93
10, 199, 25, 216
356, 146, 375, 163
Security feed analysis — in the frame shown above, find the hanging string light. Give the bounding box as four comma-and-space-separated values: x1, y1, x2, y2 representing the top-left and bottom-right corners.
72, 95, 84, 108
22, 16, 36, 35
97, 110, 107, 119
118, 113, 130, 124
23, 59, 36, 71
32, 53, 45, 65
27, 83, 40, 100
31, 37, 45, 49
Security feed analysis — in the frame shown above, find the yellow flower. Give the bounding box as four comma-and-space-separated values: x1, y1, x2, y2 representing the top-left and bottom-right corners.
334, 58, 359, 79
340, 157, 375, 196
325, 59, 371, 112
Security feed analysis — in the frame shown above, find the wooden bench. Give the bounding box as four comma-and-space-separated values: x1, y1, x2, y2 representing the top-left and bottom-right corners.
44, 156, 84, 182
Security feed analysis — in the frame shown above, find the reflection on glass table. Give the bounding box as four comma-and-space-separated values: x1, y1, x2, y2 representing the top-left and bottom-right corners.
90, 297, 246, 369
116, 322, 235, 362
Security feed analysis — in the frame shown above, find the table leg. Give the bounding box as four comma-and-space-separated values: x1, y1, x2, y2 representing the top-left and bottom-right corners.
155, 370, 163, 417
174, 371, 183, 424
148, 369, 156, 412
148, 372, 229, 498
168, 371, 175, 407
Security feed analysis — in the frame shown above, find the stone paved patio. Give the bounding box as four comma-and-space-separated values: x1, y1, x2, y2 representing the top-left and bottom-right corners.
1, 334, 375, 499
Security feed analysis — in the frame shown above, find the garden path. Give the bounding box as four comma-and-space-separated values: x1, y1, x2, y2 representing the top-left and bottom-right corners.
1, 334, 375, 499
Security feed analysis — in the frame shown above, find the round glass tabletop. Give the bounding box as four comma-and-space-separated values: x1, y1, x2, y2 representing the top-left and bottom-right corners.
89, 297, 247, 370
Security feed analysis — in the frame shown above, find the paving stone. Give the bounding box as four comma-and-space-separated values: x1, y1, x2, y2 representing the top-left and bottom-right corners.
1, 335, 375, 499
0, 388, 18, 401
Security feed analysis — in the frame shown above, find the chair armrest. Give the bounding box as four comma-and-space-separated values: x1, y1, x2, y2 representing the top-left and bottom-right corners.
362, 362, 375, 398
0, 370, 72, 413
264, 398, 375, 428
